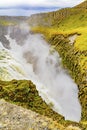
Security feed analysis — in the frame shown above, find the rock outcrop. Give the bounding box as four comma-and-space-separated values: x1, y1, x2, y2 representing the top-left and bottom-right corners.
0, 99, 65, 130
0, 99, 83, 130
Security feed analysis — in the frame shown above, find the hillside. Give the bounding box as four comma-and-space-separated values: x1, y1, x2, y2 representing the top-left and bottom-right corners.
28, 1, 87, 26
31, 0, 87, 127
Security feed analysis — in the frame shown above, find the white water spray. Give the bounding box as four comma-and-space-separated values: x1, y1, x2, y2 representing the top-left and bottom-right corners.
0, 23, 81, 122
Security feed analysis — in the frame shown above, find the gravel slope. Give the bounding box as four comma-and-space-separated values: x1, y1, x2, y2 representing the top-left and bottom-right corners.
0, 99, 65, 130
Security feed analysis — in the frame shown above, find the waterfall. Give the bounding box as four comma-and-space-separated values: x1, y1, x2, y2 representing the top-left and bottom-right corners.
0, 23, 81, 122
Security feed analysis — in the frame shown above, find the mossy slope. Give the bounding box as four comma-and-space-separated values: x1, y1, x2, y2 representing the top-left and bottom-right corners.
0, 80, 64, 121
31, 0, 87, 126
0, 79, 86, 129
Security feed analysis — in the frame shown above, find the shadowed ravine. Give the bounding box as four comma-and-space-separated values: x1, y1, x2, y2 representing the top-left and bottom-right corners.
0, 23, 81, 122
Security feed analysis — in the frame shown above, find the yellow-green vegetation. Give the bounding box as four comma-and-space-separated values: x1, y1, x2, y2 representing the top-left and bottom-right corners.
0, 79, 86, 129
0, 1, 86, 129
0, 19, 14, 26
0, 80, 64, 121
32, 0, 87, 127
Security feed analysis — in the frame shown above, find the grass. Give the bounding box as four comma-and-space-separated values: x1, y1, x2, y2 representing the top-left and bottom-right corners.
32, 7, 87, 73
32, 4, 87, 51
0, 79, 86, 129
32, 1, 87, 125
0, 80, 63, 121
0, 19, 13, 26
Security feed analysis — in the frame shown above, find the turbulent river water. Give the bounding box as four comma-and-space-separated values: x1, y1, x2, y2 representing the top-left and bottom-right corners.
0, 23, 81, 122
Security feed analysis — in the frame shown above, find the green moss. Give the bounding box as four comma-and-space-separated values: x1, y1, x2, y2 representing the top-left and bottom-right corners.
48, 34, 87, 129
0, 80, 64, 121
0, 19, 16, 26
32, 27, 87, 129
0, 79, 86, 129
0, 20, 13, 26
0, 78, 86, 130
31, 1, 87, 124
49, 34, 87, 121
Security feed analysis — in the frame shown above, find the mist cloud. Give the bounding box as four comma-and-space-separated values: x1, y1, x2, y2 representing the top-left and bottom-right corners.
3, 23, 81, 122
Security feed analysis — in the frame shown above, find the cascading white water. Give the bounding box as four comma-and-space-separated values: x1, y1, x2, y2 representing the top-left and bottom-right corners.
0, 23, 81, 122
